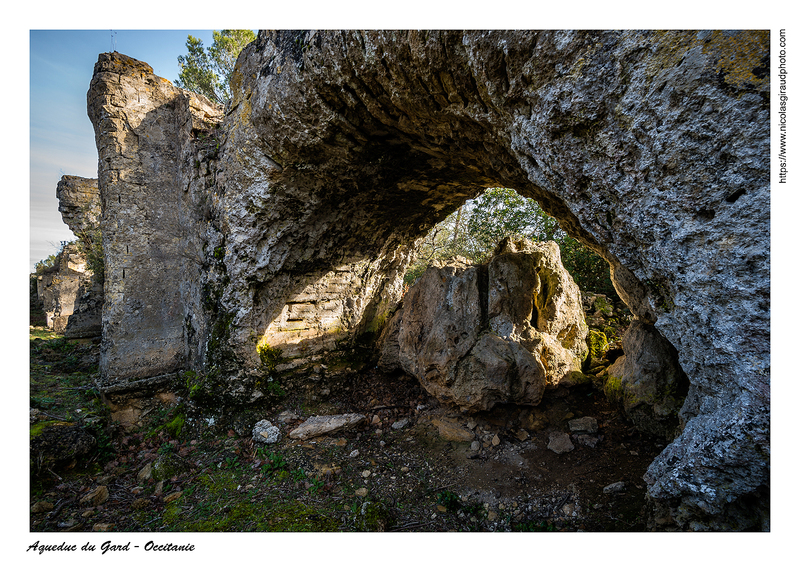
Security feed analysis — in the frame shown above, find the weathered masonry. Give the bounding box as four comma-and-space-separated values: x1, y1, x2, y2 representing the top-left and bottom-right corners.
86, 31, 769, 530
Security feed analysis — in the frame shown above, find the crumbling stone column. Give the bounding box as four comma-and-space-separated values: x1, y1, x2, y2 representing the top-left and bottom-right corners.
87, 53, 223, 388
55, 175, 103, 339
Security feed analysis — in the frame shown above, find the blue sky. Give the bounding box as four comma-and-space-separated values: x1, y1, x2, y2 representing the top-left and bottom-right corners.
29, 30, 219, 271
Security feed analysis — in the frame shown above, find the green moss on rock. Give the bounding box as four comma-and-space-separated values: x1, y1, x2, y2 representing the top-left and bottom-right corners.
603, 371, 624, 404
355, 500, 393, 531
587, 330, 609, 359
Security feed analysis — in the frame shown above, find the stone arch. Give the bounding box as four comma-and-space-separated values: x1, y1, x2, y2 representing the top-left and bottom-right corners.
214, 31, 769, 529
87, 30, 769, 529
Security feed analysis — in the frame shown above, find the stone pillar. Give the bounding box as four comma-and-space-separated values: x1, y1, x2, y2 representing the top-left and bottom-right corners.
87, 52, 222, 387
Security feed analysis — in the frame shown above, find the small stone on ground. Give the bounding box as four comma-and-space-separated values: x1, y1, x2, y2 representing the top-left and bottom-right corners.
252, 419, 281, 444
547, 432, 574, 454
568, 416, 599, 434
603, 481, 626, 494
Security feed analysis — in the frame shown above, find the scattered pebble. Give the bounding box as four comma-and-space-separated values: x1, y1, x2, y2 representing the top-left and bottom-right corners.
276, 410, 299, 423
289, 413, 366, 440
137, 462, 152, 483
603, 481, 626, 494
31, 501, 54, 514
547, 432, 574, 454
80, 486, 109, 507
568, 417, 599, 434
252, 420, 281, 444
349, 449, 360, 457
573, 434, 601, 448
355, 488, 368, 497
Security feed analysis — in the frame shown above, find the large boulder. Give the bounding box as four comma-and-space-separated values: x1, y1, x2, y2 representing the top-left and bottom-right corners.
604, 320, 688, 438
380, 238, 587, 412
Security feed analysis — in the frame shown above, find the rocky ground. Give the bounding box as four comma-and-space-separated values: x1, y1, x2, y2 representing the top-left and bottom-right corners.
30, 295, 663, 533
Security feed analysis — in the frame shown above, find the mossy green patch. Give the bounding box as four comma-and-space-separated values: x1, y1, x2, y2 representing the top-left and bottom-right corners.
593, 295, 613, 317
603, 371, 624, 403
162, 466, 338, 532
165, 413, 185, 438
30, 420, 63, 439
587, 330, 609, 359
355, 500, 393, 531
257, 341, 284, 373
151, 454, 185, 481
29, 328, 61, 341
267, 500, 340, 532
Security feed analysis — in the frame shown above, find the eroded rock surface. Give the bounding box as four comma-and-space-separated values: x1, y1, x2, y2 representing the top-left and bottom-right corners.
288, 414, 366, 440
87, 53, 224, 387
35, 242, 93, 333
55, 175, 103, 338
379, 238, 587, 412
604, 320, 688, 439
57, 175, 101, 235
85, 30, 769, 529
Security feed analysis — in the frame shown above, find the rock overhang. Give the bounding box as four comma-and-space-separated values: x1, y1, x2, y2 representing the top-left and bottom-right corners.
86, 30, 770, 529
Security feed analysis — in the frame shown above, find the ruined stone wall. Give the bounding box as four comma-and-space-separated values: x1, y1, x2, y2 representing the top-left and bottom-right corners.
36, 243, 91, 333
57, 175, 101, 234
87, 53, 223, 388
86, 30, 769, 529
55, 175, 103, 338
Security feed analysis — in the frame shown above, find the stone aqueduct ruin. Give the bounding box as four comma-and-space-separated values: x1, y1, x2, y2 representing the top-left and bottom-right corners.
75, 31, 768, 529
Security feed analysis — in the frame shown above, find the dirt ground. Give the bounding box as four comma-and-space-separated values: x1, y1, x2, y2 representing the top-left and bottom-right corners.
30, 326, 663, 533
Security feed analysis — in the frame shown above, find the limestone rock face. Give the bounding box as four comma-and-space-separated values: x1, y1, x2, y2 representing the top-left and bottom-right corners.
86, 30, 769, 529
63, 279, 103, 339
604, 320, 688, 438
87, 52, 224, 388
36, 242, 93, 333
56, 176, 100, 235
380, 239, 587, 412
55, 175, 103, 339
